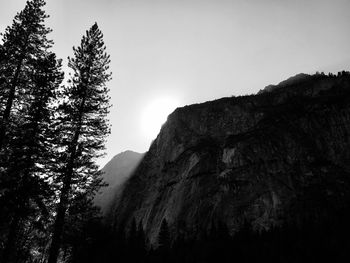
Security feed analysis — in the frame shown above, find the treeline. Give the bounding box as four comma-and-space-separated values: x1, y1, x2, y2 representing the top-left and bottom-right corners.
76, 213, 350, 263
0, 1, 111, 262
316, 70, 350, 77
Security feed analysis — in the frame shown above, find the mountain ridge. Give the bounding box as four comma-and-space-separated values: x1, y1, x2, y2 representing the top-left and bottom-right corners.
112, 72, 350, 244
94, 150, 144, 217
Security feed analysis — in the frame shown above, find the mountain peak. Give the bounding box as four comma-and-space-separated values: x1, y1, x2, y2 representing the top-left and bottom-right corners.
259, 73, 312, 94
94, 150, 144, 216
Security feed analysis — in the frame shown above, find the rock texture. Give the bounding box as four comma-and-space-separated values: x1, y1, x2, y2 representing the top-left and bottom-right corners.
94, 150, 143, 217
113, 73, 350, 244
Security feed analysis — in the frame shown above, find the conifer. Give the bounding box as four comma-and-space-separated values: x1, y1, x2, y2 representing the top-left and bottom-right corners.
0, 1, 64, 262
0, 0, 53, 150
48, 23, 111, 263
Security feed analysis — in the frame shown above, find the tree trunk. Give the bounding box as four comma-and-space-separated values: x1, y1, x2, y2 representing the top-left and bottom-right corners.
47, 174, 72, 263
0, 56, 24, 150
47, 96, 86, 263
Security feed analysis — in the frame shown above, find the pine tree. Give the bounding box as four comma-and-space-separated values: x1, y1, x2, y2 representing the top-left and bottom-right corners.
0, 0, 53, 151
48, 23, 111, 263
136, 220, 147, 261
137, 220, 146, 250
158, 218, 170, 249
0, 1, 64, 261
128, 218, 137, 247
1, 49, 63, 263
61, 185, 102, 262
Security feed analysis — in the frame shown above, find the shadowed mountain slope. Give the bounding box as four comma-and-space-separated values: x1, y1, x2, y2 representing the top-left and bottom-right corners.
113, 72, 350, 244
94, 150, 143, 216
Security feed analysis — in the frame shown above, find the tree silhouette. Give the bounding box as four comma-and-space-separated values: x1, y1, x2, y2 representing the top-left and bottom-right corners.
137, 220, 146, 251
0, 1, 64, 261
1, 53, 63, 263
128, 218, 137, 247
47, 23, 111, 263
158, 218, 170, 249
0, 0, 53, 150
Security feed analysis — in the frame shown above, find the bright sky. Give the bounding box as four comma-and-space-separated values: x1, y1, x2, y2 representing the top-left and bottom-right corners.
1, 0, 350, 166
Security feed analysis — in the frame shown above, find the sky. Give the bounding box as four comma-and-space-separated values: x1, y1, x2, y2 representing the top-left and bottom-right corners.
1, 0, 350, 166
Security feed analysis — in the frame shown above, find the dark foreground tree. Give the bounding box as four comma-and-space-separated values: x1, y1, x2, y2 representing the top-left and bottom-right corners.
158, 219, 170, 250
60, 187, 103, 263
0, 0, 53, 151
1, 53, 63, 263
47, 23, 111, 263
0, 1, 64, 262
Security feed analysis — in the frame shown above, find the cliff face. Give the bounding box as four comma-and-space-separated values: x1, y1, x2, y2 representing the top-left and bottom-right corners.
113, 73, 350, 244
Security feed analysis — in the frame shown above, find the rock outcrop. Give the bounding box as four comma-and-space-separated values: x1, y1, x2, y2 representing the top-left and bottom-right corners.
113, 72, 350, 244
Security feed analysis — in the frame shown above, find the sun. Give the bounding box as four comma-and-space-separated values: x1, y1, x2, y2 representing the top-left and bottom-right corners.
141, 97, 180, 141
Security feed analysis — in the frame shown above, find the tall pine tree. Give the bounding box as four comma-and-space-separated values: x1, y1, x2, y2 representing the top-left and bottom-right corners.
0, 0, 53, 151
1, 53, 63, 263
158, 219, 171, 249
0, 1, 64, 262
48, 23, 111, 263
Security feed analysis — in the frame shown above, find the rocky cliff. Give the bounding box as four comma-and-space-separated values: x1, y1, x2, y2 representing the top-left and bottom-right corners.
113, 72, 350, 244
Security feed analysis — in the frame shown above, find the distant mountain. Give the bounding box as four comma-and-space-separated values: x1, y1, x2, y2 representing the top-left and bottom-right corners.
94, 150, 144, 217
113, 72, 350, 244
276, 73, 311, 87
258, 73, 312, 94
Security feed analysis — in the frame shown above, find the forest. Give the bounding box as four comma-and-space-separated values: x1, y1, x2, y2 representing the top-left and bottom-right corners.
0, 0, 111, 262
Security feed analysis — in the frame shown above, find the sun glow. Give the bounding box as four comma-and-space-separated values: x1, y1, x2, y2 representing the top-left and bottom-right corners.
141, 97, 180, 141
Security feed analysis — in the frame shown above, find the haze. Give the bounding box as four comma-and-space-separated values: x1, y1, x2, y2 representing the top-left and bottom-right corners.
1, 0, 349, 166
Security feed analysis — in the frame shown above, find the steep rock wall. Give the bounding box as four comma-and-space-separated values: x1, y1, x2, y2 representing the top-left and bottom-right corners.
113, 74, 350, 244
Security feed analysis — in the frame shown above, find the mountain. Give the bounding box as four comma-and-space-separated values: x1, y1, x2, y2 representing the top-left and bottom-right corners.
94, 150, 144, 217
258, 73, 312, 94
112, 72, 350, 244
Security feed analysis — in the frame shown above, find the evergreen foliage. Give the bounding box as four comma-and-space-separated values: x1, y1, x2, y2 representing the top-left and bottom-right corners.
158, 218, 170, 249
47, 22, 111, 263
63, 210, 350, 263
0, 1, 64, 262
0, 0, 53, 150
0, 2, 111, 262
